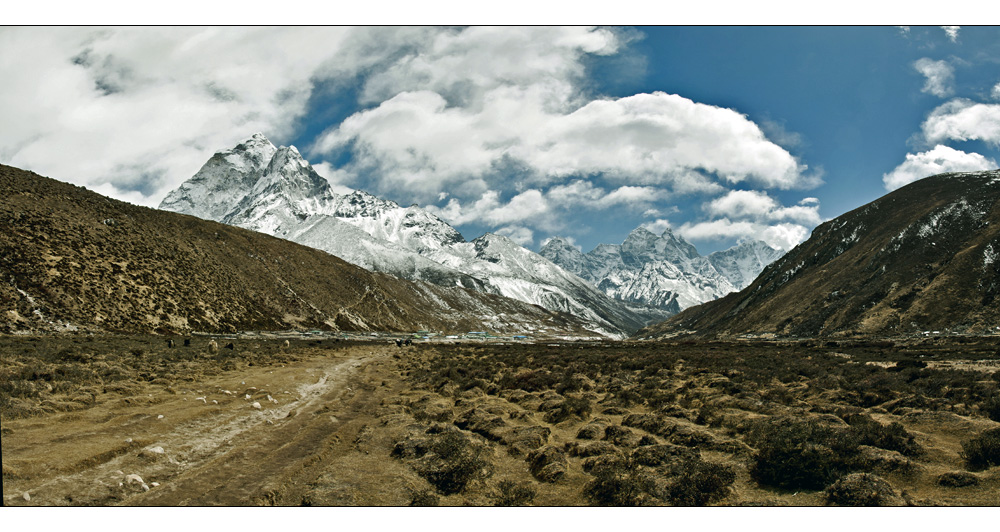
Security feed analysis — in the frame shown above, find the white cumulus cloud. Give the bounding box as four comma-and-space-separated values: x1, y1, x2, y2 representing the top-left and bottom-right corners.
496, 226, 535, 246
913, 58, 954, 98
921, 99, 1000, 146
673, 190, 822, 251
941, 26, 961, 42
0, 27, 359, 206
677, 219, 809, 252
883, 145, 997, 190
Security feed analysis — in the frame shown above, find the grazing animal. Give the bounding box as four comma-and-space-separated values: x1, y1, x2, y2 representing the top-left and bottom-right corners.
208, 339, 219, 354
166, 339, 175, 348
225, 342, 234, 350
183, 338, 191, 347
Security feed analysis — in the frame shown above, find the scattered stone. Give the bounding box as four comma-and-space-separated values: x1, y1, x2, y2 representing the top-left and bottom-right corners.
196, 397, 207, 403
212, 400, 218, 405
22, 492, 30, 501
252, 402, 262, 409
125, 473, 144, 485
156, 415, 164, 420
151, 482, 160, 487
245, 394, 252, 400
125, 438, 132, 443
146, 446, 165, 454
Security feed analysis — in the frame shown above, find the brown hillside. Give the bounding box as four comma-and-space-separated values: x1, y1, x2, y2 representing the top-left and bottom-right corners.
0, 164, 593, 336
638, 170, 1000, 339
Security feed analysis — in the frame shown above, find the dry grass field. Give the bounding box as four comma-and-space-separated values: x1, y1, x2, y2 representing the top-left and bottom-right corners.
3, 334, 1000, 506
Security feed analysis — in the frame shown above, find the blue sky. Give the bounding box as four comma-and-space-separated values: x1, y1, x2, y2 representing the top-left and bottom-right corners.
3, 23, 1000, 255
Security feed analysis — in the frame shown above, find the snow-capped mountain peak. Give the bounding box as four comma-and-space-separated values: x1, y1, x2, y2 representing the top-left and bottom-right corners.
159, 133, 277, 221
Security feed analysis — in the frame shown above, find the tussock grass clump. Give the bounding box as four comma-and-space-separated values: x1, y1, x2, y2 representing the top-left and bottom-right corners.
583, 453, 735, 506
937, 471, 979, 487
393, 430, 495, 495
746, 417, 855, 491
583, 457, 657, 506
842, 413, 923, 456
960, 427, 1000, 471
491, 480, 537, 506
824, 473, 904, 506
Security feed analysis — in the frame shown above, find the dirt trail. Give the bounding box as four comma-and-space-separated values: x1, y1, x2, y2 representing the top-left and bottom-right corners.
2, 345, 398, 506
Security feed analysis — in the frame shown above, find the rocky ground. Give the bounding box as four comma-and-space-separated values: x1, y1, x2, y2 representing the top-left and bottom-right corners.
2, 334, 1000, 506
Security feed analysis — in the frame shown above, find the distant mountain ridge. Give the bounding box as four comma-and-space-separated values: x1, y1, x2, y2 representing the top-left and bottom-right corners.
160, 134, 647, 337
540, 228, 784, 314
637, 170, 1000, 339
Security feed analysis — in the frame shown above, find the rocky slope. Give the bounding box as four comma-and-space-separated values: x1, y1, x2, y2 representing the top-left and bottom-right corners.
540, 227, 783, 314
637, 170, 1000, 339
0, 163, 599, 337
160, 134, 645, 336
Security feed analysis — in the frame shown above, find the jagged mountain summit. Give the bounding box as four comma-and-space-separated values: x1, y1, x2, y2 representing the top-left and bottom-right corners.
638, 170, 1000, 339
160, 134, 646, 337
540, 227, 784, 314
0, 163, 598, 337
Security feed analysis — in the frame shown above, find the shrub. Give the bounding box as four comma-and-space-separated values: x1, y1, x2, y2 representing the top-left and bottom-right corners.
583, 457, 656, 506
960, 427, 1000, 471
981, 396, 1000, 422
842, 414, 922, 456
405, 431, 495, 495
824, 473, 903, 506
631, 444, 698, 467
576, 422, 606, 440
526, 446, 568, 483
937, 471, 979, 487
491, 480, 537, 506
543, 396, 592, 424
746, 417, 856, 491
408, 489, 440, 506
661, 459, 736, 506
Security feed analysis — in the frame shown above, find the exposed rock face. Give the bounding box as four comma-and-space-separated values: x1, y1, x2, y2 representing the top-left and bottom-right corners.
638, 170, 1000, 339
0, 163, 598, 337
160, 134, 645, 337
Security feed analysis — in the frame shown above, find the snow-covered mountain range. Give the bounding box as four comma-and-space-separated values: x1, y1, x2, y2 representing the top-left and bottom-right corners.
539, 227, 785, 314
160, 134, 647, 337
160, 134, 784, 336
